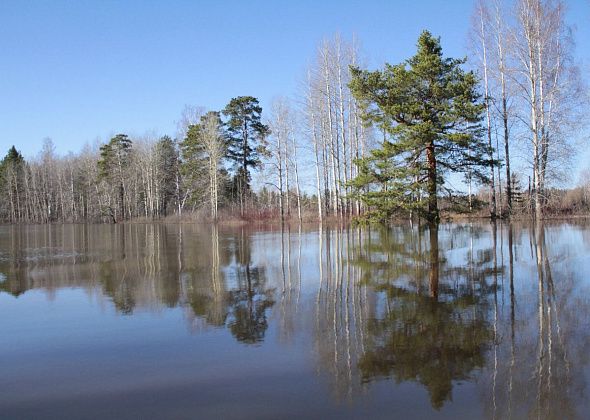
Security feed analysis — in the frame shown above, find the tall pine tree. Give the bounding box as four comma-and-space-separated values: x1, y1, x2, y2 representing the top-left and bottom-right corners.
350, 31, 491, 223
98, 134, 133, 221
222, 96, 269, 217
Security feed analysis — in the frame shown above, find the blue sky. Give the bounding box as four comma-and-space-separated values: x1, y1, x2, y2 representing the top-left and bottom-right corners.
1, 0, 589, 167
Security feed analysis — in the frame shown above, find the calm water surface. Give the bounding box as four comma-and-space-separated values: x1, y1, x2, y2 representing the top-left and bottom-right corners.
1, 222, 590, 419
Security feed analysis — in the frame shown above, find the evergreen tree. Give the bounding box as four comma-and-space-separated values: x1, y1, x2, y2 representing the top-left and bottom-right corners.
180, 123, 209, 208
349, 31, 491, 223
222, 96, 269, 216
1, 146, 24, 166
154, 135, 179, 216
0, 146, 25, 182
98, 134, 133, 221
180, 111, 227, 218
0, 146, 26, 222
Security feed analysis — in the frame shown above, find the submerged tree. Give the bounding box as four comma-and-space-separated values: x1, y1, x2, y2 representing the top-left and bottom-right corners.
222, 96, 270, 217
350, 31, 491, 223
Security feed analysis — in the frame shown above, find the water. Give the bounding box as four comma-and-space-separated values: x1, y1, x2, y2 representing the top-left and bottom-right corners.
1, 222, 590, 419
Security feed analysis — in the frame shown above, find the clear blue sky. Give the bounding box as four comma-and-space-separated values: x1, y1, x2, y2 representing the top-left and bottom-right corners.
1, 0, 589, 161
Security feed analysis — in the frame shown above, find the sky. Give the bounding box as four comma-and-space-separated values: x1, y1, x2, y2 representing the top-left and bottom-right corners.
1, 0, 589, 182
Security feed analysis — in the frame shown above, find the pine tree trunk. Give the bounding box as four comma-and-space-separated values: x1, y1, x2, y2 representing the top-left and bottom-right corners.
426, 142, 439, 222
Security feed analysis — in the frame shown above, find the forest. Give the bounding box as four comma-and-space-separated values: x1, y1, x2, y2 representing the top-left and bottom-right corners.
1, 0, 588, 224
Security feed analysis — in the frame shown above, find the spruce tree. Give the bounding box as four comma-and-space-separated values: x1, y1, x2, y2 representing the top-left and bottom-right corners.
0, 146, 26, 222
350, 31, 491, 223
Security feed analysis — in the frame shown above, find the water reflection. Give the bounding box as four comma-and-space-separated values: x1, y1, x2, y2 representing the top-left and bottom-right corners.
224, 230, 275, 344
480, 222, 587, 420
1, 222, 590, 417
354, 225, 494, 409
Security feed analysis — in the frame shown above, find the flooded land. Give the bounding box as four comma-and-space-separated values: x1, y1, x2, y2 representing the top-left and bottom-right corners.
1, 222, 590, 419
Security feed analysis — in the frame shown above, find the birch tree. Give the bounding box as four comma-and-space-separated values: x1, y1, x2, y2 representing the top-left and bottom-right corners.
268, 97, 302, 221
180, 112, 226, 220
201, 112, 226, 221
510, 0, 584, 217
302, 34, 365, 220
304, 70, 325, 221
268, 99, 288, 220
472, 1, 498, 218
491, 0, 514, 212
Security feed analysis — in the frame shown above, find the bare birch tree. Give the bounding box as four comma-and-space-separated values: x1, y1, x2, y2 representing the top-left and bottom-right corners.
201, 112, 226, 221
302, 34, 365, 220
510, 0, 585, 217
472, 1, 498, 218
268, 97, 302, 221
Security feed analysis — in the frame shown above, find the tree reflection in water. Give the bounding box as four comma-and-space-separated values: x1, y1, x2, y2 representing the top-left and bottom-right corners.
478, 222, 585, 420
184, 225, 275, 343
2, 222, 590, 416
327, 223, 496, 409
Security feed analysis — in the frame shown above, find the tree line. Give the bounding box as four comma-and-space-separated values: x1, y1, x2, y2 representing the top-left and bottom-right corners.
0, 96, 271, 223
1, 0, 587, 224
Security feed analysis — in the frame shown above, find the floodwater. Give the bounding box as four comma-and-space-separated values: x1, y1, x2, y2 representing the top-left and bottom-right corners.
1, 222, 590, 419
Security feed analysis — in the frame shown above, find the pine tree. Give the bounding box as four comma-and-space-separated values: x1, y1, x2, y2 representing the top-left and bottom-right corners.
98, 134, 133, 221
349, 31, 491, 223
222, 96, 269, 217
